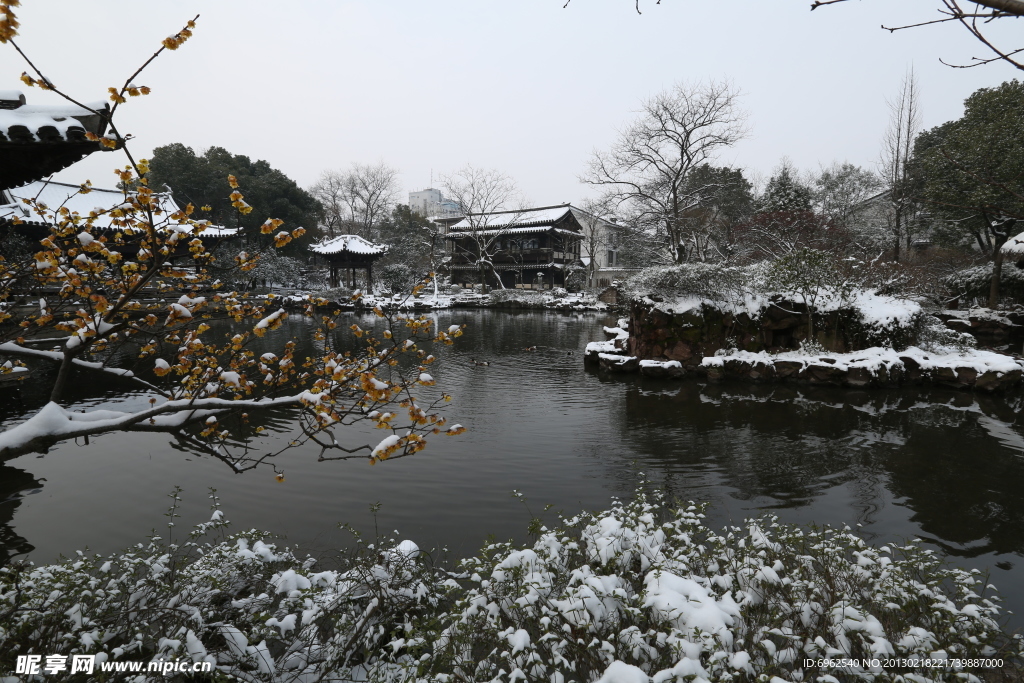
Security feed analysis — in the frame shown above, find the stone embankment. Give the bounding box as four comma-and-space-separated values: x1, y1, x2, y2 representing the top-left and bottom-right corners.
586, 321, 1024, 393
936, 307, 1024, 349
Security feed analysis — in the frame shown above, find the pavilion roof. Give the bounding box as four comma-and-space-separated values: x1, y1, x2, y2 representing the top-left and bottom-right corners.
447, 225, 582, 239
0, 180, 237, 237
448, 204, 576, 232
0, 91, 112, 190
311, 234, 388, 256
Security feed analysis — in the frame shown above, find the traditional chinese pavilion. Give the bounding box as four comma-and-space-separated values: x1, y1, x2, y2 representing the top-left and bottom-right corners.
310, 234, 388, 289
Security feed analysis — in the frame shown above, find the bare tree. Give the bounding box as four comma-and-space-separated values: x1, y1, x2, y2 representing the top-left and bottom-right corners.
811, 0, 1024, 72
565, 1, 1024, 72
581, 80, 747, 264
441, 165, 526, 290
344, 162, 401, 238
309, 162, 400, 240
574, 198, 614, 287
878, 68, 922, 263
308, 170, 348, 239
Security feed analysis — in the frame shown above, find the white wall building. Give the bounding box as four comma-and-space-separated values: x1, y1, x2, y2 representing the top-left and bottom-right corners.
409, 188, 461, 219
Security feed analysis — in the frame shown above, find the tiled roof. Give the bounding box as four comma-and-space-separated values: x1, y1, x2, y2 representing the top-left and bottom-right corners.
0, 91, 112, 190
0, 180, 237, 236
448, 204, 574, 231
310, 234, 388, 256
446, 226, 582, 238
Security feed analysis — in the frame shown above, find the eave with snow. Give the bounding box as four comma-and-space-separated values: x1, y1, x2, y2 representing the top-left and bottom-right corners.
0, 180, 237, 244
0, 91, 113, 192
309, 234, 388, 289
446, 204, 584, 289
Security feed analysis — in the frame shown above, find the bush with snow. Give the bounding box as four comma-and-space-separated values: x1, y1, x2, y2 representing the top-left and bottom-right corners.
0, 488, 1019, 682
944, 264, 1024, 304
915, 315, 979, 355
621, 263, 747, 304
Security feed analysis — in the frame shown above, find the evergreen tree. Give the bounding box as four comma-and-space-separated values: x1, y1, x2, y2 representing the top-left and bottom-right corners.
149, 143, 323, 256
917, 80, 1024, 306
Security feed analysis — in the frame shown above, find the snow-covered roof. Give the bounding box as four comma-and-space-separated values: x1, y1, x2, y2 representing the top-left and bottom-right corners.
310, 234, 388, 256
1, 92, 113, 190
448, 204, 575, 232
1002, 232, 1024, 257
0, 180, 237, 236
447, 226, 582, 238
0, 95, 108, 143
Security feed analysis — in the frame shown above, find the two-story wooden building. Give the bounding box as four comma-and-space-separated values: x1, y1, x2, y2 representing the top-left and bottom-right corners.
445, 204, 585, 290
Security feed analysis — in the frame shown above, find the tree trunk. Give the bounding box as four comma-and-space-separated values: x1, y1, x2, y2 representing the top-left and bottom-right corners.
989, 241, 1006, 309
50, 351, 77, 403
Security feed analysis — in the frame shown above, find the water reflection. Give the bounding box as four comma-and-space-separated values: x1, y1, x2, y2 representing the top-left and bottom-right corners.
0, 463, 42, 563
2, 310, 1024, 626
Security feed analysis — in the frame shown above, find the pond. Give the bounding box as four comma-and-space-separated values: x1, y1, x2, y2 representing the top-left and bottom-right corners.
2, 309, 1024, 628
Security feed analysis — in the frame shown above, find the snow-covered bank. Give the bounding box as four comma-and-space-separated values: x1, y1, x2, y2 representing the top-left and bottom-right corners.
587, 323, 1024, 392
595, 346, 1024, 392
281, 290, 612, 313
2, 489, 1018, 682
703, 346, 1024, 391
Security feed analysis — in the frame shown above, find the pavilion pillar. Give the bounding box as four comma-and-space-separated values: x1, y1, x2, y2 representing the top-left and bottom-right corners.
367, 262, 373, 292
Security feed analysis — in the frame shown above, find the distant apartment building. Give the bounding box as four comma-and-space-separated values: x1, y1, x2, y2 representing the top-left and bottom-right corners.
409, 188, 461, 219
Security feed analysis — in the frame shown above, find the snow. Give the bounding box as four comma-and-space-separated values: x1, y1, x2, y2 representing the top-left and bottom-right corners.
165, 303, 193, 323
0, 486, 1012, 682
586, 340, 620, 355
849, 290, 920, 330
0, 180, 237, 235
701, 345, 1023, 377
372, 434, 401, 457
1001, 232, 1024, 256
604, 326, 629, 341
255, 308, 286, 329
639, 360, 682, 369
219, 371, 241, 387
447, 225, 582, 238
0, 100, 100, 142
598, 353, 635, 363
310, 234, 387, 255
448, 204, 572, 231
647, 289, 921, 331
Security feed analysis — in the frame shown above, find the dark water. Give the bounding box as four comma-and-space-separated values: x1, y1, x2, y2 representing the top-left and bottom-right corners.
2, 309, 1024, 628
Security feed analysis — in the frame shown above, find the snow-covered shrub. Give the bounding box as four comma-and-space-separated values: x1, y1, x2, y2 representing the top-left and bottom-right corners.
378, 263, 418, 295
915, 315, 979, 354
0, 490, 445, 682
211, 249, 306, 290
944, 264, 1024, 303
622, 263, 747, 302
489, 289, 545, 304
1, 488, 1019, 682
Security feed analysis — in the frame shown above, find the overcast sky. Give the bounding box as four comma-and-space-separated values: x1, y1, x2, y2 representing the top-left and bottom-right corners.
8, 0, 1021, 207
